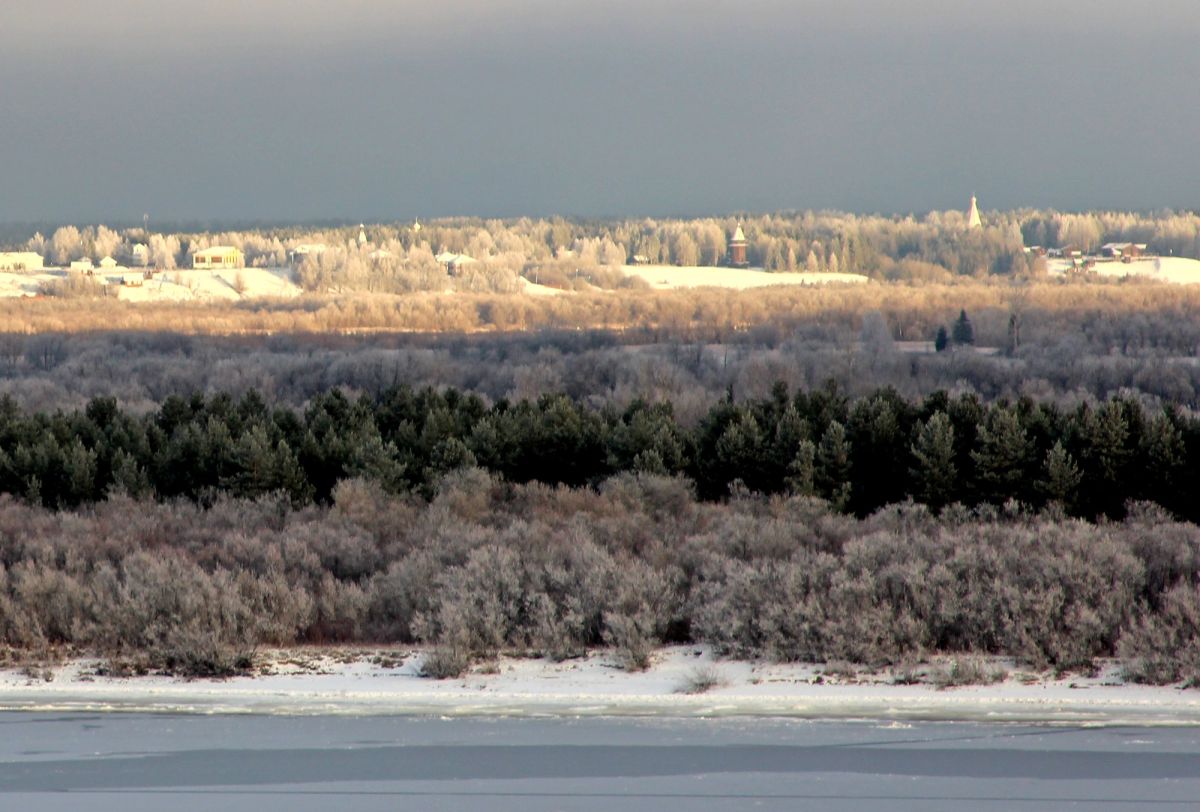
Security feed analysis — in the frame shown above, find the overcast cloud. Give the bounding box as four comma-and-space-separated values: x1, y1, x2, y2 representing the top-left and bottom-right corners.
2, 0, 1198, 222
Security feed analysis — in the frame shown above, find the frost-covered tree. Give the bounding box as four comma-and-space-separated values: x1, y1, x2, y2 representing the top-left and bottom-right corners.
49, 226, 83, 265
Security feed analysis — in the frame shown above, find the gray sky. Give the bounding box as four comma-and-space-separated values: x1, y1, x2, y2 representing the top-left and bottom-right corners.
3, 0, 1199, 222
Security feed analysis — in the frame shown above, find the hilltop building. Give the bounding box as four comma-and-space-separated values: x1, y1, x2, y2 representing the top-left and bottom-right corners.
289, 244, 327, 264
193, 246, 245, 270
0, 252, 44, 271
728, 225, 749, 267
435, 251, 478, 274
967, 195, 982, 230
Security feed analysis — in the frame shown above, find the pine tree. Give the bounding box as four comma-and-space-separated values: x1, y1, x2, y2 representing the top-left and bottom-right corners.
1077, 401, 1131, 516
970, 406, 1033, 504
815, 420, 852, 510
785, 439, 816, 496
951, 309, 975, 345
1138, 412, 1184, 507
1040, 441, 1081, 509
910, 412, 957, 509
934, 325, 949, 352
110, 448, 152, 498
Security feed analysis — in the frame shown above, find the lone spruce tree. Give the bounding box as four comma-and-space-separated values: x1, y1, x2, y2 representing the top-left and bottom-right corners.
951, 309, 975, 346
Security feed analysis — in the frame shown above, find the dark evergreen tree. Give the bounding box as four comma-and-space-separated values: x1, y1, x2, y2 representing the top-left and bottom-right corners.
951, 309, 975, 345
970, 405, 1034, 504
1039, 441, 1081, 509
815, 420, 852, 510
910, 411, 957, 510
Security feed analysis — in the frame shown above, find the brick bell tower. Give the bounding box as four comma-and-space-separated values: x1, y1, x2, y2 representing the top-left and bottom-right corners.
728, 224, 748, 267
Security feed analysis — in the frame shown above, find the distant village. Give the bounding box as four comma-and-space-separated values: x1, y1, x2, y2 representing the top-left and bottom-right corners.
0, 244, 247, 288
0, 200, 1189, 299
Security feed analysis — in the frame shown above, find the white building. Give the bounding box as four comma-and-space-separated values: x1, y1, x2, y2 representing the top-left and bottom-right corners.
289, 243, 328, 264
0, 252, 44, 271
99, 256, 119, 269
70, 259, 94, 272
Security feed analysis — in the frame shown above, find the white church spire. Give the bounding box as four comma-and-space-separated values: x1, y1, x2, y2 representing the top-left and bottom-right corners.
967, 195, 982, 230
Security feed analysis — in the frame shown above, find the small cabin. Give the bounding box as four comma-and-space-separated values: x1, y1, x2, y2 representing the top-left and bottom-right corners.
1100, 242, 1148, 262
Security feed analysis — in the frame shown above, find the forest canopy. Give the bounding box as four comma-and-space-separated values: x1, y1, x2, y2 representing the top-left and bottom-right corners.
0, 384, 1195, 523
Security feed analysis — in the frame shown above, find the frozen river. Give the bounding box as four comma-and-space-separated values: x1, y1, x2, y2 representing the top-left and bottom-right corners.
1, 713, 1198, 810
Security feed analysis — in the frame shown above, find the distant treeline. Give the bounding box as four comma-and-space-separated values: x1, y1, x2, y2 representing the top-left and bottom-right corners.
12, 210, 1200, 289
1, 384, 1195, 522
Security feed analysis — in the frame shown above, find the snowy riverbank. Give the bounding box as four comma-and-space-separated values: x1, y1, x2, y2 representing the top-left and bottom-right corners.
2, 647, 1198, 725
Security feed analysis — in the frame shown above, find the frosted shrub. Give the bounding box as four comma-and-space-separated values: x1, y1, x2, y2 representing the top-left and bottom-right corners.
1119, 582, 1200, 686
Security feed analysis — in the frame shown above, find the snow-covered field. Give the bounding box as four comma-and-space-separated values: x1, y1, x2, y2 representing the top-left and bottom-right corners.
0, 267, 302, 301
2, 647, 1197, 724
518, 277, 565, 296
620, 264, 869, 290
1048, 256, 1200, 283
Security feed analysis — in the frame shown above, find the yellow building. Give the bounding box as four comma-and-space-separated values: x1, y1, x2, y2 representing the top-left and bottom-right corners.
0, 252, 44, 271
193, 246, 245, 270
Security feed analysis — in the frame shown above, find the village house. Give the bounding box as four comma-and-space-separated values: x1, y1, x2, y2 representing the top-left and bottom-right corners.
193, 246, 245, 270
288, 243, 327, 265
435, 251, 478, 274
1100, 242, 1148, 262
99, 256, 119, 270
70, 259, 94, 272
0, 252, 44, 271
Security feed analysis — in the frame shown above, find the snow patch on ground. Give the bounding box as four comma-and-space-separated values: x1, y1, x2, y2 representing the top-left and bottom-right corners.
620, 265, 870, 290
0, 267, 302, 301
518, 277, 565, 296
2, 647, 1197, 724
1048, 257, 1200, 283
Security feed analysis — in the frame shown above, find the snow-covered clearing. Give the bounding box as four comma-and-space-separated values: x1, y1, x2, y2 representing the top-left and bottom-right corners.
116, 268, 301, 302
620, 264, 869, 290
0, 267, 302, 301
1048, 256, 1200, 283
518, 277, 565, 296
2, 647, 1197, 724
